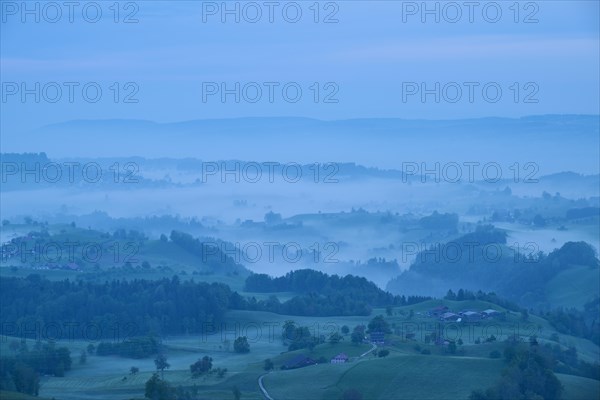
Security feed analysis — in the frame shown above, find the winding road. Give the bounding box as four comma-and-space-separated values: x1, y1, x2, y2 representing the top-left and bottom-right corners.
258, 372, 275, 400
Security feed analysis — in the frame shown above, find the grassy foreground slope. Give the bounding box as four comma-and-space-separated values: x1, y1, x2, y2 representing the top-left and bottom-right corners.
265, 354, 600, 400
0, 392, 53, 400
558, 374, 600, 400
29, 302, 600, 399
265, 354, 503, 400
545, 265, 600, 309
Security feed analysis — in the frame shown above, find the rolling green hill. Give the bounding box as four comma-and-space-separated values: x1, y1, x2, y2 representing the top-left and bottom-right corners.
0, 225, 251, 290
387, 228, 599, 311
546, 265, 600, 309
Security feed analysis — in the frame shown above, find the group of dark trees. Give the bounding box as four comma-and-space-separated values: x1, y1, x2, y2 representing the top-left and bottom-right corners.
245, 269, 430, 316
169, 230, 243, 273
0, 274, 232, 338
282, 321, 322, 351
189, 355, 227, 379
367, 315, 391, 333
419, 211, 459, 230
351, 325, 367, 344
470, 339, 563, 400
233, 336, 250, 353
143, 354, 227, 400
0, 340, 71, 395
190, 356, 212, 377
0, 271, 430, 346
96, 336, 159, 358
542, 298, 600, 346
145, 374, 234, 400
472, 333, 600, 400
279, 318, 377, 351
565, 207, 600, 220
145, 373, 174, 400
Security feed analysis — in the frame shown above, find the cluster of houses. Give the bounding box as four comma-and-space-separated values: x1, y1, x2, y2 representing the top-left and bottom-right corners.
429, 306, 502, 322
281, 307, 506, 370
33, 262, 82, 271
369, 331, 385, 345
330, 353, 349, 364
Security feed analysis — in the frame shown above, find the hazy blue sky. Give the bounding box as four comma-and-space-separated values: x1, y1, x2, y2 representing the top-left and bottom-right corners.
1, 0, 599, 137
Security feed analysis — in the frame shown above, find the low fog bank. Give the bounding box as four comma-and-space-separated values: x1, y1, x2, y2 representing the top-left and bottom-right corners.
2, 152, 598, 289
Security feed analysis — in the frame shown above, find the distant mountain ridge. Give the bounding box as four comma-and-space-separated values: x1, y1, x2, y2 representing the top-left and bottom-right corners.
3, 115, 598, 173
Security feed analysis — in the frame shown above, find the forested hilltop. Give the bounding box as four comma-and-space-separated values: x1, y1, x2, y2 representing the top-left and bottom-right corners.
387, 226, 600, 309
0, 268, 430, 340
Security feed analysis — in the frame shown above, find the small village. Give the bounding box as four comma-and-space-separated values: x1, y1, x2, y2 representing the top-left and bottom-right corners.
280, 305, 505, 371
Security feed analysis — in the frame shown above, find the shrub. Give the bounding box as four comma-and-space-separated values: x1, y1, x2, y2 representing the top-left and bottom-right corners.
378, 349, 390, 358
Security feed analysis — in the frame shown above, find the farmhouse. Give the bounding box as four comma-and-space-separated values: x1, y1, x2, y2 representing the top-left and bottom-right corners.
282, 354, 316, 370
429, 306, 449, 316
64, 262, 81, 271
440, 312, 460, 322
370, 331, 385, 344
482, 309, 501, 318
331, 353, 348, 364
461, 311, 482, 321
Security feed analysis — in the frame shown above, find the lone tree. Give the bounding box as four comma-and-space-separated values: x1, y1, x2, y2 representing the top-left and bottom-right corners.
233, 336, 250, 353
282, 320, 296, 342
154, 354, 170, 379
130, 366, 139, 375
264, 358, 274, 371
232, 385, 241, 400
448, 341, 457, 354
351, 325, 366, 345
368, 315, 391, 333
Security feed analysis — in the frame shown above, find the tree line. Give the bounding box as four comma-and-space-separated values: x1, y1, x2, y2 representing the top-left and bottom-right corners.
245, 269, 430, 315
1, 270, 428, 341
0, 340, 72, 395
0, 274, 232, 338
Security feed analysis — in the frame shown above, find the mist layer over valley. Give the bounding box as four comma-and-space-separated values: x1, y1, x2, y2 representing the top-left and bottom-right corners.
2, 2, 599, 397
2, 115, 600, 400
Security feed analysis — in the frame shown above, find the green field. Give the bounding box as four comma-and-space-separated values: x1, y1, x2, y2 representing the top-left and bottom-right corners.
265, 354, 504, 400
546, 265, 600, 309
558, 373, 600, 400
0, 224, 251, 291
0, 391, 53, 400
